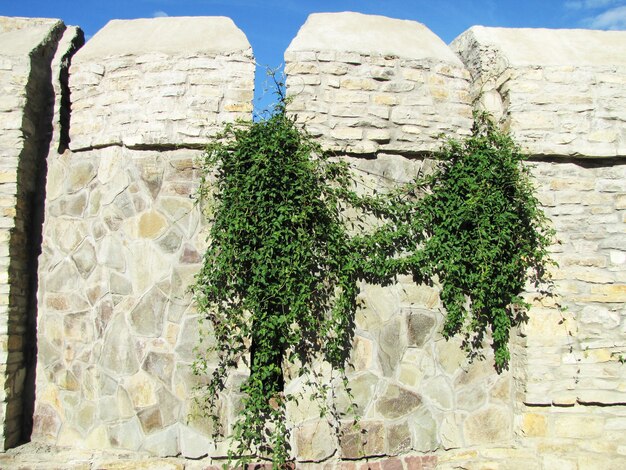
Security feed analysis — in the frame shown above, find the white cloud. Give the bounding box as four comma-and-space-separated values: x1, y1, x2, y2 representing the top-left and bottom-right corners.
566, 0, 620, 9
152, 10, 169, 18
586, 5, 626, 28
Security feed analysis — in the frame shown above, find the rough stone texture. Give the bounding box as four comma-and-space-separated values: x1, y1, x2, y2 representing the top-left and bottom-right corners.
452, 27, 626, 158
0, 13, 621, 470
520, 161, 626, 406
33, 16, 254, 459
285, 12, 473, 155
35, 146, 217, 457
69, 17, 254, 150
0, 16, 70, 451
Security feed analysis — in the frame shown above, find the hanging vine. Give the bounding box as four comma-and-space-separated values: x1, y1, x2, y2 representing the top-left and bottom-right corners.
191, 93, 554, 467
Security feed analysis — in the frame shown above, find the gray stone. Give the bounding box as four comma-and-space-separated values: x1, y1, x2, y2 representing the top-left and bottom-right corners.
75, 401, 97, 434
100, 314, 140, 376
142, 352, 175, 386
109, 272, 132, 296
378, 316, 407, 377
412, 407, 438, 452
108, 418, 144, 450
129, 286, 168, 337
375, 383, 422, 419
157, 227, 183, 254
422, 376, 454, 410
336, 371, 380, 416
175, 315, 215, 362
98, 396, 121, 422
142, 425, 179, 457
178, 424, 212, 459
407, 311, 436, 347
439, 412, 463, 450
156, 387, 181, 426
45, 259, 82, 293
71, 240, 97, 278
456, 386, 488, 412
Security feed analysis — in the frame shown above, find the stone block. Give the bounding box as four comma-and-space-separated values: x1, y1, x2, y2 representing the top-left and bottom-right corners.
464, 406, 512, 445
339, 420, 385, 459
295, 420, 336, 462
285, 12, 472, 155
452, 26, 626, 158
520, 412, 547, 437
552, 414, 604, 439
374, 383, 422, 419
70, 17, 254, 149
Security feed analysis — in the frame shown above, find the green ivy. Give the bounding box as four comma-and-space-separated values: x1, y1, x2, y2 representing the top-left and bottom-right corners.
416, 116, 555, 368
191, 96, 554, 467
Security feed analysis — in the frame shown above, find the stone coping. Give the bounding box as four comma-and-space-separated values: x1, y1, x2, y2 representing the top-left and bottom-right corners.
0, 17, 62, 57
452, 25, 626, 67
286, 12, 462, 65
74, 16, 251, 60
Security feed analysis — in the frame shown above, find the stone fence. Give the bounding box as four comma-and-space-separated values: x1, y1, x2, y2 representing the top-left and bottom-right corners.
0, 12, 624, 469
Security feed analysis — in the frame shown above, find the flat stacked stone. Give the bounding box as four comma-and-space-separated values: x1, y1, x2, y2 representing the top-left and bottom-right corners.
0, 16, 67, 450
285, 12, 473, 155
69, 17, 254, 150
453, 28, 626, 464
452, 26, 626, 158
521, 161, 626, 406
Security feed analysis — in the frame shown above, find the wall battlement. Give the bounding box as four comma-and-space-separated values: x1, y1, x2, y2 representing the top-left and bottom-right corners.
0, 12, 624, 469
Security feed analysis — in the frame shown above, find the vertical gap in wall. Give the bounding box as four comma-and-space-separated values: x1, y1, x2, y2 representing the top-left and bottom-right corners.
9, 27, 65, 447
57, 29, 84, 153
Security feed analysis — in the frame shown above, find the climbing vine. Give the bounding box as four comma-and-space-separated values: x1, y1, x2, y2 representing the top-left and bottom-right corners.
191, 93, 554, 467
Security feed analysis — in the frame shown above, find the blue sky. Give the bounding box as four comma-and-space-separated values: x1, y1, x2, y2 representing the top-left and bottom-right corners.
3, 0, 625, 111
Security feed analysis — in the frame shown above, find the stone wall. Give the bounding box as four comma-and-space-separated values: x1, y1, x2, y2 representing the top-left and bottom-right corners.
452, 26, 626, 158
0, 11, 622, 470
33, 16, 254, 459
282, 14, 626, 469
285, 12, 473, 155
0, 16, 70, 451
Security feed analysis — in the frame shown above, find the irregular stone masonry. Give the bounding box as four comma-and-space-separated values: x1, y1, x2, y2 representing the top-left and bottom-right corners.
0, 11, 623, 470
32, 16, 255, 461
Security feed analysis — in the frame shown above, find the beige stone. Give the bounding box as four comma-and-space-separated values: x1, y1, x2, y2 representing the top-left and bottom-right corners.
464, 406, 512, 445
124, 371, 158, 409
553, 414, 604, 439
137, 211, 167, 239
295, 420, 336, 462
520, 413, 547, 437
